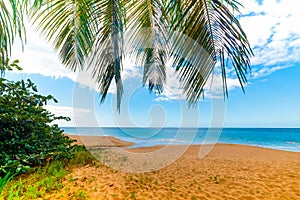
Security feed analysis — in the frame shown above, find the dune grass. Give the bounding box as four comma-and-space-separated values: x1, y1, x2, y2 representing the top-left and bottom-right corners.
0, 148, 96, 200
0, 172, 15, 191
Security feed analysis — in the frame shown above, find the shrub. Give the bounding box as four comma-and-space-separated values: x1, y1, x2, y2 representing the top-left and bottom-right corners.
0, 77, 75, 176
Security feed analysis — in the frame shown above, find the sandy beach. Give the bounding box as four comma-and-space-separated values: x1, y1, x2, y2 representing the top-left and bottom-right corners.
65, 134, 135, 147
56, 135, 300, 200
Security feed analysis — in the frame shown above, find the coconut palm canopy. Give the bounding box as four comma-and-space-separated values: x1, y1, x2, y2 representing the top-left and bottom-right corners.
0, 0, 25, 73
1, 0, 253, 110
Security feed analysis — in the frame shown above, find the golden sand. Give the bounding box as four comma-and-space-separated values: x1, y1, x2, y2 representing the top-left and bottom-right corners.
65, 134, 135, 147
58, 136, 300, 200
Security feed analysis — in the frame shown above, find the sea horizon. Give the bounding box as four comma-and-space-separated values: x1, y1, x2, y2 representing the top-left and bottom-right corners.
62, 126, 300, 128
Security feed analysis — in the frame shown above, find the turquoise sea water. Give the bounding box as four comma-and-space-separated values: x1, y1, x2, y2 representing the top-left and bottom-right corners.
62, 127, 300, 152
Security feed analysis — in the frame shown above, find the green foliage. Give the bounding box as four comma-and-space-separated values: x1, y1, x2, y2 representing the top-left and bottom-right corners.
0, 172, 14, 191
0, 148, 95, 199
0, 77, 75, 176
68, 146, 97, 166
0, 0, 26, 68
0, 161, 67, 199
0, 59, 22, 77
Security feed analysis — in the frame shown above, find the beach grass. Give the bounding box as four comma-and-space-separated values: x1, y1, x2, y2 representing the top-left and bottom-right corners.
0, 149, 96, 200
0, 172, 15, 192
0, 162, 66, 199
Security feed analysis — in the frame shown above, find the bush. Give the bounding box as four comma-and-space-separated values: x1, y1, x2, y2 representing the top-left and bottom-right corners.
0, 77, 75, 176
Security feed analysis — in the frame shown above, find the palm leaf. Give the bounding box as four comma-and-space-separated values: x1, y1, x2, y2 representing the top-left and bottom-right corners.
126, 0, 169, 93
167, 0, 253, 104
0, 0, 25, 71
31, 0, 98, 71
29, 0, 253, 109
86, 0, 125, 112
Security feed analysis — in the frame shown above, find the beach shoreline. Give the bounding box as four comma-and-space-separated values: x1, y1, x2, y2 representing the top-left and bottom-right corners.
62, 127, 300, 153
65, 133, 300, 153
60, 134, 300, 199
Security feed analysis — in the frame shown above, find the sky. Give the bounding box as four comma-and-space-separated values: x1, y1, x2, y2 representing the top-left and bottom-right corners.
6, 0, 300, 128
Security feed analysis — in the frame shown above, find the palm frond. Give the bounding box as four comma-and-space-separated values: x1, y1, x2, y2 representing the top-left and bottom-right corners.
126, 0, 169, 93
87, 0, 125, 112
0, 0, 25, 71
31, 0, 98, 71
167, 0, 253, 104
29, 0, 253, 109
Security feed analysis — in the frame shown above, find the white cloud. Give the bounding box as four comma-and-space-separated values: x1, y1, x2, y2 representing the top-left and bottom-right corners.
239, 0, 300, 75
75, 56, 141, 94
11, 24, 141, 93
44, 105, 93, 126
155, 65, 185, 102
205, 74, 242, 94
155, 65, 242, 101
157, 0, 300, 101
11, 25, 76, 80
44, 105, 91, 116
251, 65, 291, 79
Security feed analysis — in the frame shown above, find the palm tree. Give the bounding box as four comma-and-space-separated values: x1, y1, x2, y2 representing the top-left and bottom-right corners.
3, 0, 253, 110
0, 0, 26, 72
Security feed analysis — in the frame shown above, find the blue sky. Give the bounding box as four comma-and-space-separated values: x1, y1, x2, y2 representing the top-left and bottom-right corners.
7, 0, 300, 128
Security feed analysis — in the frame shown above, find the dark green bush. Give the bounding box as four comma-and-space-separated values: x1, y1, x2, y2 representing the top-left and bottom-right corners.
0, 77, 75, 176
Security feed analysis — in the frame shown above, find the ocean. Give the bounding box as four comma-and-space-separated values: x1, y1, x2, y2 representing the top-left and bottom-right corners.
62, 127, 300, 152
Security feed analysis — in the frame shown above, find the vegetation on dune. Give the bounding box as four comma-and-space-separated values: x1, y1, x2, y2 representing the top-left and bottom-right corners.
0, 62, 96, 197
0, 148, 96, 200
0, 63, 84, 193
0, 72, 75, 176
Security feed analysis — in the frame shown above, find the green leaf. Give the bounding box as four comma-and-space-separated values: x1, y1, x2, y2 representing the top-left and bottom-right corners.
0, 75, 75, 176
32, 86, 38, 92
